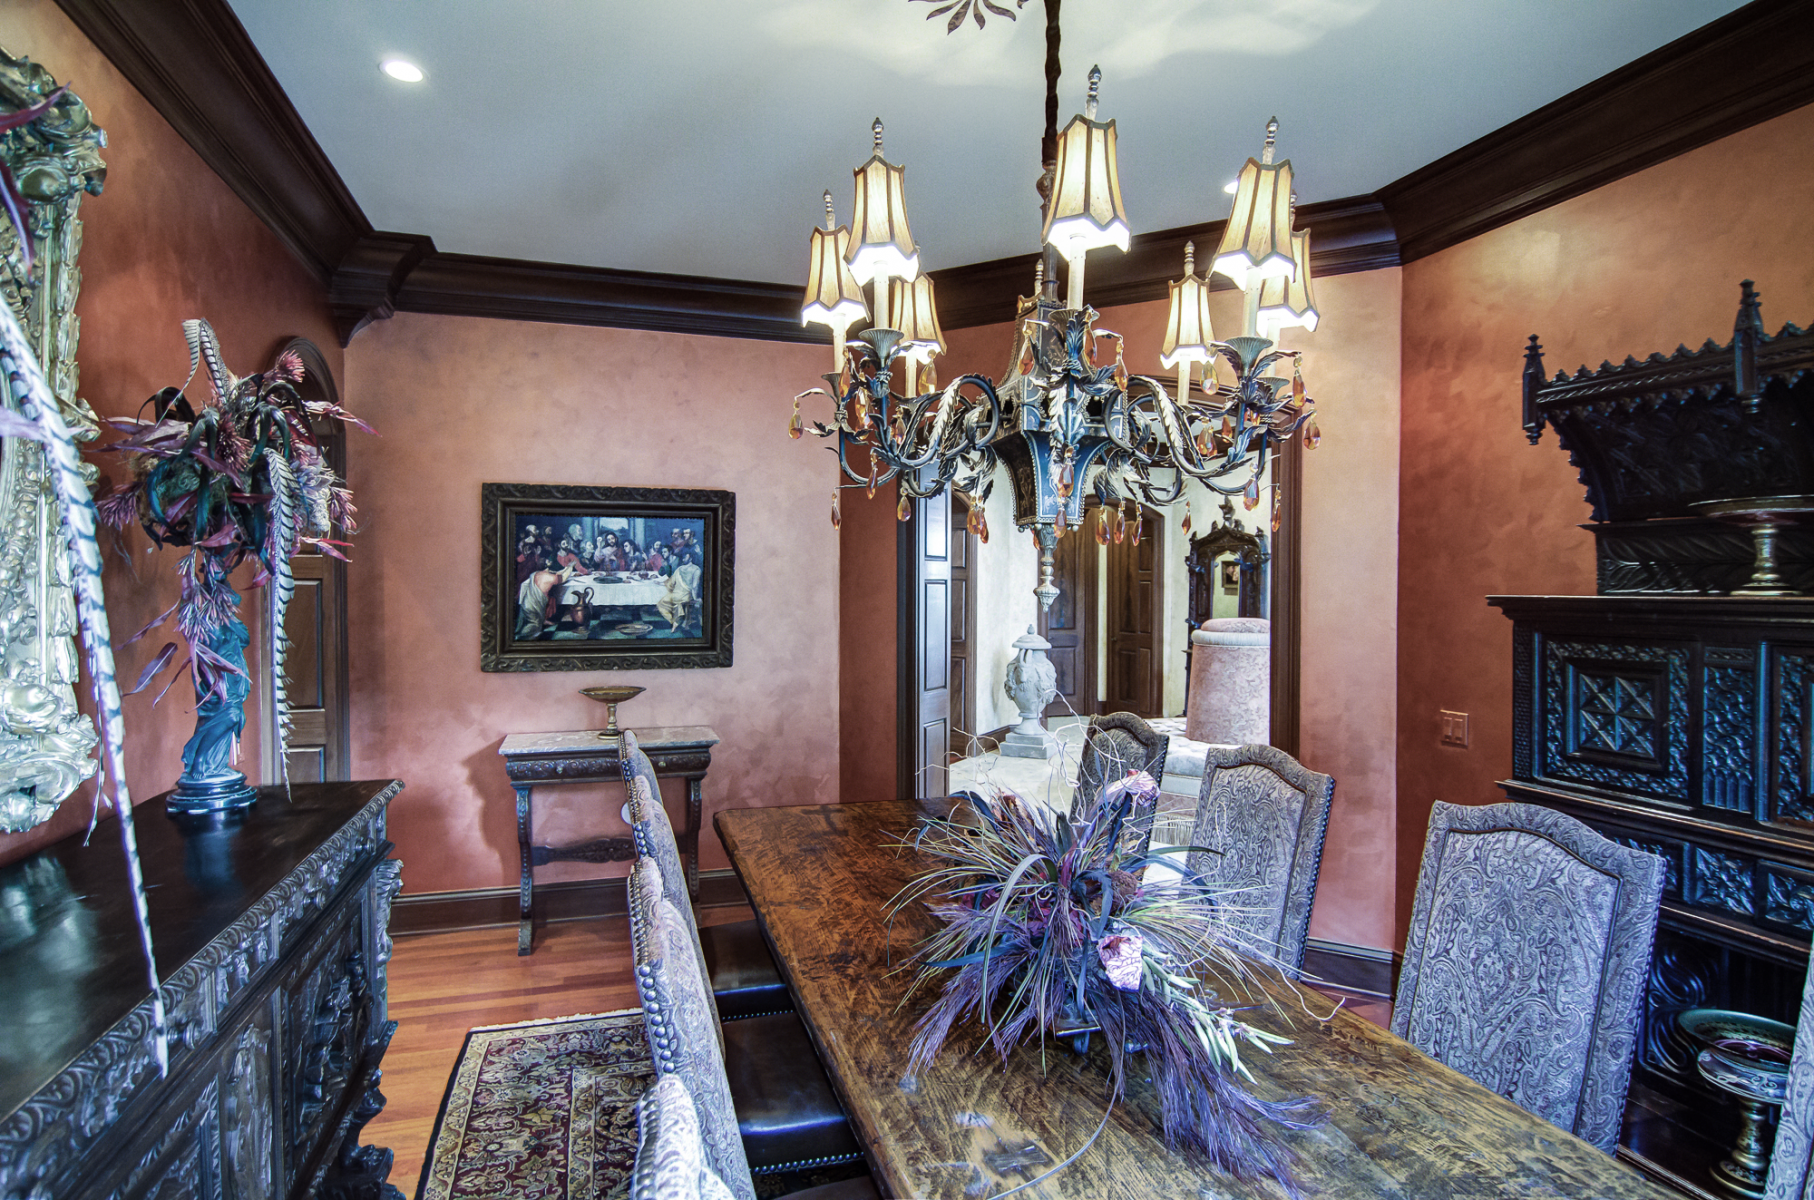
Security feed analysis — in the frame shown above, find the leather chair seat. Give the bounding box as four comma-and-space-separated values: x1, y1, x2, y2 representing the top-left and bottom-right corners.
701, 917, 792, 1020
724, 1012, 863, 1174
778, 1178, 880, 1200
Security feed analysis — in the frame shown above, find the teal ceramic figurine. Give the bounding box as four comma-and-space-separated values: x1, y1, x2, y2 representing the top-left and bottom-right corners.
98, 320, 368, 812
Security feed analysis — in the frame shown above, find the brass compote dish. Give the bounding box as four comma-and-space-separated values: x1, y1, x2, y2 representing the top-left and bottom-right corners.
1679, 1008, 1797, 1198
580, 685, 644, 740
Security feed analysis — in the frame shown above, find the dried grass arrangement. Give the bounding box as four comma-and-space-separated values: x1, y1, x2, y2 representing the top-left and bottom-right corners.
890, 772, 1320, 1195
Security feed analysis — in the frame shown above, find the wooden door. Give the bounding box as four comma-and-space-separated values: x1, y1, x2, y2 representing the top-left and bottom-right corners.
258, 339, 350, 784
1105, 508, 1162, 717
898, 490, 950, 799
1038, 524, 1097, 719
949, 501, 977, 755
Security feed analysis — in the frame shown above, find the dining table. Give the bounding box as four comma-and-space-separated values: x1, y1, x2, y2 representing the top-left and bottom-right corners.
716, 799, 1682, 1199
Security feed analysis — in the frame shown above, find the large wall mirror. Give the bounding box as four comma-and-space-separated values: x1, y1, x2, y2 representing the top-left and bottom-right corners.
0, 50, 107, 832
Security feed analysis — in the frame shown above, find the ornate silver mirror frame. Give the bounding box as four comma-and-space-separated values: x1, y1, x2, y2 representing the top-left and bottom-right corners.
0, 49, 106, 832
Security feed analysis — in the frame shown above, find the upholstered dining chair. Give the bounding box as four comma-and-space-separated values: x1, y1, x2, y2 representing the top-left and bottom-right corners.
1392, 801, 1666, 1154
622, 730, 793, 1020
1183, 744, 1334, 973
631, 858, 866, 1183
1766, 943, 1814, 1198
632, 1074, 879, 1200
1072, 712, 1171, 853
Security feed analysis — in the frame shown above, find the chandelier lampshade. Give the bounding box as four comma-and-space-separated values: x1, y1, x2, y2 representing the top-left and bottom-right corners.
801, 197, 869, 330
1258, 226, 1320, 339
1213, 120, 1295, 291
1160, 241, 1215, 370
846, 118, 920, 286
890, 274, 946, 363
1042, 67, 1129, 260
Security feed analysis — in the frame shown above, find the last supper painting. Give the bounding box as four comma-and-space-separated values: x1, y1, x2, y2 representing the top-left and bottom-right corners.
480, 483, 735, 671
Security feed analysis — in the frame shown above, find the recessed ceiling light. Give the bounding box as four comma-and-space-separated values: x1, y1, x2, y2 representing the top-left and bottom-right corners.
381, 59, 425, 83
1223, 180, 1239, 194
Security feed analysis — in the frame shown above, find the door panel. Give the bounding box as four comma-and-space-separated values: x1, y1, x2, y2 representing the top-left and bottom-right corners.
949, 502, 975, 754
1105, 509, 1162, 717
901, 489, 951, 799
1039, 522, 1097, 719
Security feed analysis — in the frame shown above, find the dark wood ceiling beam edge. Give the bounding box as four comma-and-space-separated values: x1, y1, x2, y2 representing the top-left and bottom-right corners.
933, 196, 1398, 330
53, 0, 370, 286
391, 252, 823, 344
1378, 0, 1814, 263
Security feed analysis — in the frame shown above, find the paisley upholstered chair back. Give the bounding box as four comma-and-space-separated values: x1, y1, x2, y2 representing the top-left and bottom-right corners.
1073, 713, 1170, 853
630, 862, 755, 1200
1766, 944, 1814, 1198
631, 1075, 740, 1200
629, 855, 722, 1055
1184, 744, 1334, 973
1391, 801, 1665, 1154
626, 753, 691, 917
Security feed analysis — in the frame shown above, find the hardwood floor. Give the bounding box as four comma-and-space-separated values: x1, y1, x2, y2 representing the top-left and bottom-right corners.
369, 909, 1392, 1198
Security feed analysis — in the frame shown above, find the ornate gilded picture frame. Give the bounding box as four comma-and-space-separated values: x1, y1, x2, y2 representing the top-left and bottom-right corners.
0, 50, 106, 831
480, 483, 734, 672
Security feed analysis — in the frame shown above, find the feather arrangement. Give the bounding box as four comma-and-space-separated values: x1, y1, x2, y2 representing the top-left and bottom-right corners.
96, 321, 368, 783
0, 300, 167, 1075
891, 773, 1320, 1195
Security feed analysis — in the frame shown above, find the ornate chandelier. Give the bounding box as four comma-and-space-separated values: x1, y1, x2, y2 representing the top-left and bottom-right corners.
789, 6, 1324, 611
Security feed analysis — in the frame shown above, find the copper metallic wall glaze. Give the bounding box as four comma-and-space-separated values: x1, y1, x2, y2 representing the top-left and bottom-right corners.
341, 313, 837, 893
839, 473, 897, 803
0, 0, 340, 866
1396, 102, 1814, 945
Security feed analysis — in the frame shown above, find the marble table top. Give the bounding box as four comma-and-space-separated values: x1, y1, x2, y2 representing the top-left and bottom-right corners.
499, 725, 720, 757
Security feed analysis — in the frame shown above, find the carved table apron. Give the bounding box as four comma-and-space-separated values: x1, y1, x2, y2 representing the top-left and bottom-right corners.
499, 725, 718, 955
0, 779, 405, 1200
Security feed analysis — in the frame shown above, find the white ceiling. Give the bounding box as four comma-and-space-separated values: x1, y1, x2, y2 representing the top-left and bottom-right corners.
227, 0, 1748, 286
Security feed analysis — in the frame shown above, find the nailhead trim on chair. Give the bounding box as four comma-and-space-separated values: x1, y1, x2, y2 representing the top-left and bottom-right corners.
747, 1151, 867, 1176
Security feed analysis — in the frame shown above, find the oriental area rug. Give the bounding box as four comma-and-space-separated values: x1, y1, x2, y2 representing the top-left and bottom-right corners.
417, 1011, 652, 1200
417, 1010, 868, 1200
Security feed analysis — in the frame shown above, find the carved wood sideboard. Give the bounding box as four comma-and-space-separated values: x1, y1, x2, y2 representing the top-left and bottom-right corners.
0, 779, 405, 1200
1505, 283, 1814, 1194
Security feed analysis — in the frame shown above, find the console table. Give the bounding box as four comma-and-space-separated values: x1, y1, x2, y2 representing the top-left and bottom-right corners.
499, 725, 718, 954
0, 779, 404, 1200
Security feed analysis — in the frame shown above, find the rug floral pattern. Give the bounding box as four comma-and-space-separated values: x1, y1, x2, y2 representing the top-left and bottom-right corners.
419, 1010, 654, 1200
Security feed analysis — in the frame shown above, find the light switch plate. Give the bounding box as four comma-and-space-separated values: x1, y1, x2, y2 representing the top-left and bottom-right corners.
1440, 710, 1470, 748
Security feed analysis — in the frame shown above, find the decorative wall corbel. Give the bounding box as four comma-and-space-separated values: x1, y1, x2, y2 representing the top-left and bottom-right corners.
328, 231, 434, 346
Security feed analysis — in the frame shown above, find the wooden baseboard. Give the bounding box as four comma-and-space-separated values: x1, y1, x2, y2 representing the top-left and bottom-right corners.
1302, 938, 1399, 999
391, 868, 749, 936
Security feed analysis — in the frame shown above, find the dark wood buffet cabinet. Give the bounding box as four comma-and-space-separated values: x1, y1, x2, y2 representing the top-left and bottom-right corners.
0, 780, 404, 1200
1509, 284, 1814, 1192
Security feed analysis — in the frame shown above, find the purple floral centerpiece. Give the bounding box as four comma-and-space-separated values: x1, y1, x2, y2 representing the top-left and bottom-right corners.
893, 771, 1319, 1194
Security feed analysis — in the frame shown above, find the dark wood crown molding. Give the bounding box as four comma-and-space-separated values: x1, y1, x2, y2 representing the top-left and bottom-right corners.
53, 0, 1814, 339
391, 252, 819, 343
933, 196, 1399, 329
1378, 0, 1814, 263
54, 0, 370, 286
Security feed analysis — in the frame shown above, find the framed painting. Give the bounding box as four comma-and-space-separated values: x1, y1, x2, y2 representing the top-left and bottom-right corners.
480, 483, 734, 671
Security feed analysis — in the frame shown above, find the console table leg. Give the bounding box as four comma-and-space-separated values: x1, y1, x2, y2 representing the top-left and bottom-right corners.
685, 775, 703, 903
515, 784, 535, 955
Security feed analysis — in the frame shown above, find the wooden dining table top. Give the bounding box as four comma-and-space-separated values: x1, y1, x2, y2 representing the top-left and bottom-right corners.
716, 799, 1679, 1200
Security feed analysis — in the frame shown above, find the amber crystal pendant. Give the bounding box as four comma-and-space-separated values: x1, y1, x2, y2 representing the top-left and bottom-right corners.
867, 455, 879, 499
1130, 506, 1143, 545
830, 489, 842, 530
1244, 473, 1261, 511
897, 492, 911, 521
1113, 502, 1127, 544
977, 508, 989, 544
1272, 497, 1283, 533
1305, 417, 1322, 449
1095, 507, 1110, 546
788, 398, 804, 440
1182, 498, 1192, 536
1292, 354, 1306, 405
